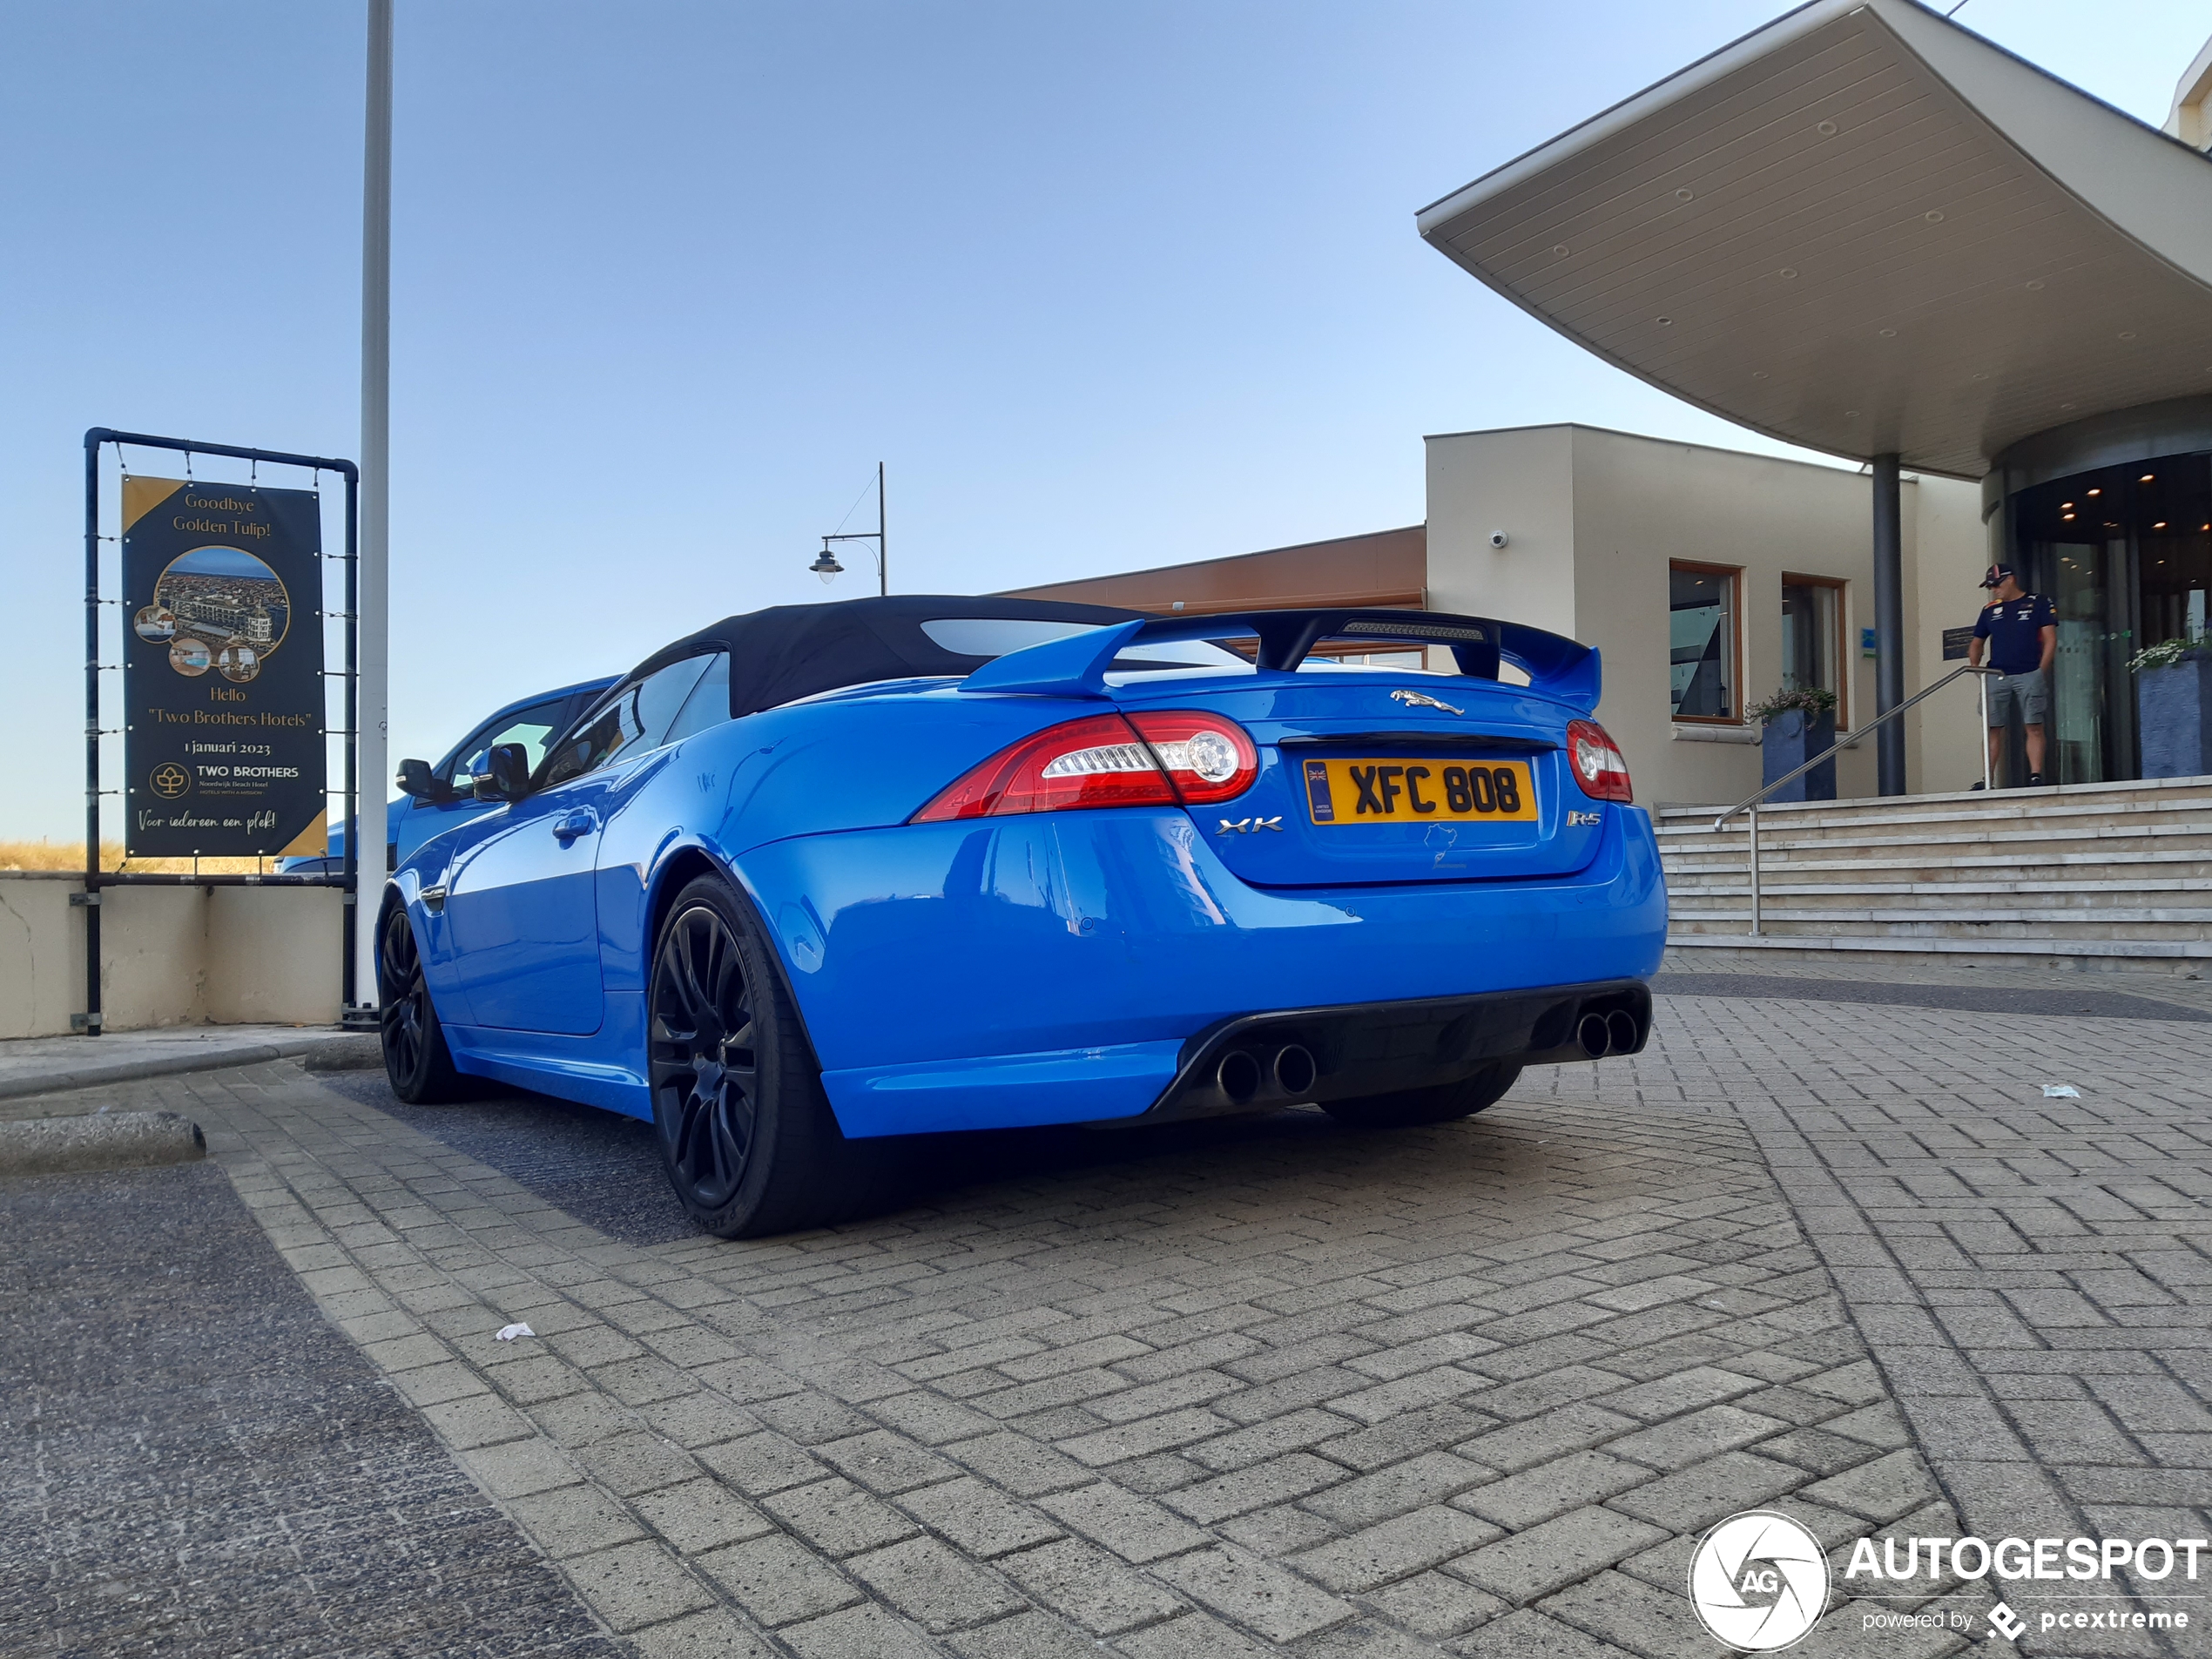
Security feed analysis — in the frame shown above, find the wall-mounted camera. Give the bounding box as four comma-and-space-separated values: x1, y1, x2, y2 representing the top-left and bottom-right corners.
1487, 530, 1510, 550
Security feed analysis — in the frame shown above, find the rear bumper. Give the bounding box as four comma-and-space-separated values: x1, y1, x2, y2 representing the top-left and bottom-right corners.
1140, 979, 1650, 1124
742, 802, 1666, 1137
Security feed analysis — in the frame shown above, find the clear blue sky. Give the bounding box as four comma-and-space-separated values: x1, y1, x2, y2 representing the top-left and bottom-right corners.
3, 1, 2204, 840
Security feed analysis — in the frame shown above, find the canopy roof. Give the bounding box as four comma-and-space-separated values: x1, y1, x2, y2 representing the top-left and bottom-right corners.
1418, 0, 2212, 478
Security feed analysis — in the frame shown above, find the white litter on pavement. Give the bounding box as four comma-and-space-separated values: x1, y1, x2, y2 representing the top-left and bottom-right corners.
2041, 1084, 2082, 1099
495, 1323, 536, 1341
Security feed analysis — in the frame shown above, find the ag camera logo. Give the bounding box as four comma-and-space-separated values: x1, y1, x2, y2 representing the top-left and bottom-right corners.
1689, 1511, 1830, 1650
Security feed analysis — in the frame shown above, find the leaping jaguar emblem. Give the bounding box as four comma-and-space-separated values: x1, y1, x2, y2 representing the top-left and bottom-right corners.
1390, 689, 1464, 715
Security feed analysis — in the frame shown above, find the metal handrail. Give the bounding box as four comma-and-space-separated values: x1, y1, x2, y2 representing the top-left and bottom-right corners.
1709, 663, 1998, 936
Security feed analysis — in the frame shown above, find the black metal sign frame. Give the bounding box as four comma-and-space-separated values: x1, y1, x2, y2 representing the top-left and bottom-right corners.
83, 428, 361, 1036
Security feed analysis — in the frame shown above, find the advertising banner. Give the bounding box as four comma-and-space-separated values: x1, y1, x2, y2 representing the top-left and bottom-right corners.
120, 476, 327, 858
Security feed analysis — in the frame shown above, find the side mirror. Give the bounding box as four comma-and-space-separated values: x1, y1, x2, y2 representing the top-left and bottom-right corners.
475, 742, 531, 801
395, 759, 442, 801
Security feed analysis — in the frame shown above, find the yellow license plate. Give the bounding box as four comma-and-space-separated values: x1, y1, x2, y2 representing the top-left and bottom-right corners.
1302, 758, 1537, 825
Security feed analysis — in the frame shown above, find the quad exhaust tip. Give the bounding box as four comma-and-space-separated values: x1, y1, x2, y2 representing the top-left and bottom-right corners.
1577, 1013, 1611, 1058
1576, 1008, 1646, 1059
1217, 1043, 1318, 1103
1217, 1049, 1262, 1103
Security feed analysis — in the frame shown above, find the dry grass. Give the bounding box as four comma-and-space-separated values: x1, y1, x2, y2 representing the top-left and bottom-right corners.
0, 840, 287, 875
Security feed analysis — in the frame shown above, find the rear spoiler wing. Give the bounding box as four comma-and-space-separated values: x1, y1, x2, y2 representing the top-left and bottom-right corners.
959, 607, 1602, 713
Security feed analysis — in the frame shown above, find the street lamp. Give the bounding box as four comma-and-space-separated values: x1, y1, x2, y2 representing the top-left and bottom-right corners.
811, 462, 887, 597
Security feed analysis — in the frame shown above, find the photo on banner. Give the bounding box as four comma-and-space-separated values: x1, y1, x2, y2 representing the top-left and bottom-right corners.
120, 475, 327, 858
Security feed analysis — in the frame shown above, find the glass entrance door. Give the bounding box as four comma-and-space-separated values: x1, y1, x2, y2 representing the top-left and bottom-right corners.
2016, 469, 2136, 784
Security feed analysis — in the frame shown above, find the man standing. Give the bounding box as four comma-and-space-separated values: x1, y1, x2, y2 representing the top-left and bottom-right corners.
1968, 563, 2058, 786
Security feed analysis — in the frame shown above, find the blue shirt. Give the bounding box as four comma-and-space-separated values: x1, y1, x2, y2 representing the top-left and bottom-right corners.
1973, 592, 2054, 676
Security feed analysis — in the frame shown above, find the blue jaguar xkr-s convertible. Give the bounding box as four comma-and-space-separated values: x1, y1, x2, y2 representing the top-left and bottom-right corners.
378, 597, 1666, 1236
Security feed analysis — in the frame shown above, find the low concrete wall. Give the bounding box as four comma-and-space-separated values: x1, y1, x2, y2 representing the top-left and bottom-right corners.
0, 873, 342, 1038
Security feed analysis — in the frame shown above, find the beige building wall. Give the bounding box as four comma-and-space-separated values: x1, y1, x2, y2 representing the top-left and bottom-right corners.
0, 873, 341, 1038
1426, 424, 1987, 806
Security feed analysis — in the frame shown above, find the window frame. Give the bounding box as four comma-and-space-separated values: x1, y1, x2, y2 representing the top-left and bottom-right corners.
530, 652, 720, 792
1667, 559, 1744, 726
1778, 571, 1849, 730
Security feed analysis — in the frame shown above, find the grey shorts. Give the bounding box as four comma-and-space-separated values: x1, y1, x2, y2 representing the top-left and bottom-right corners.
1986, 668, 2048, 727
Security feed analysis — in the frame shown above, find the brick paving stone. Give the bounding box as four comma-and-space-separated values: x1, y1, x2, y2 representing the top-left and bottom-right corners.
1447, 1607, 1641, 1656
897, 1474, 1062, 1558
695, 1532, 864, 1625
764, 1475, 922, 1557
1039, 1480, 1212, 1563
558, 1538, 717, 1632
1290, 1506, 1505, 1594
995, 1535, 1187, 1635
1153, 1542, 1358, 1642
844, 1534, 1026, 1633
1359, 1568, 1512, 1639
1446, 1508, 1672, 1607
1302, 1451, 1495, 1529
1454, 1451, 1649, 1530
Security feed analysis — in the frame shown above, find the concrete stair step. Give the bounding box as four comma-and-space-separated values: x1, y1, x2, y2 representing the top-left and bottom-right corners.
1659, 848, 2212, 878
1663, 933, 2212, 967
1669, 911, 2212, 940
1665, 879, 2212, 900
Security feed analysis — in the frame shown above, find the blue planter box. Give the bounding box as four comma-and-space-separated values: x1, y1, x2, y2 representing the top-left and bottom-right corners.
2138, 657, 2212, 779
1760, 708, 1837, 802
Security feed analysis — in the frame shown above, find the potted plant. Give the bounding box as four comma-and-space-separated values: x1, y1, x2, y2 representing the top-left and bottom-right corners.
2130, 637, 2212, 779
1749, 685, 1838, 801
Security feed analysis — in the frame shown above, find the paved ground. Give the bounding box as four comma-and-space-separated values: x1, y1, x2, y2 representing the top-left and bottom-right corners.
2, 977, 2207, 1657
0, 1160, 618, 1658
0, 1023, 371, 1104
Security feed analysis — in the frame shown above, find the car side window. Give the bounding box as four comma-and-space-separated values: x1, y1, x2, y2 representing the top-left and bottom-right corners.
536, 656, 715, 788
662, 652, 731, 747
441, 699, 567, 788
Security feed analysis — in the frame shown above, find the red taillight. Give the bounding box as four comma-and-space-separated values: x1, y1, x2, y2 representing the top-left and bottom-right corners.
1567, 718, 1632, 803
1124, 711, 1258, 806
912, 710, 1257, 823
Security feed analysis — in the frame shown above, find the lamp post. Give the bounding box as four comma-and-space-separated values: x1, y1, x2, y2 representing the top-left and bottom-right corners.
353, 0, 394, 1026
810, 462, 886, 597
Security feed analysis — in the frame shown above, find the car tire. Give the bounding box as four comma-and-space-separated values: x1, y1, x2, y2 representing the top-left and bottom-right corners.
647, 873, 860, 1238
1319, 1061, 1521, 1130
379, 903, 471, 1103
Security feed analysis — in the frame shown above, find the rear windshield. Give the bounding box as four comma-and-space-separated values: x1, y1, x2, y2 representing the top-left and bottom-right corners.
920, 616, 1250, 671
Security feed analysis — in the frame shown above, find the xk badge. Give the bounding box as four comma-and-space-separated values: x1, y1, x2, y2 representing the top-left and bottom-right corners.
1689, 1511, 1830, 1650
1217, 816, 1283, 834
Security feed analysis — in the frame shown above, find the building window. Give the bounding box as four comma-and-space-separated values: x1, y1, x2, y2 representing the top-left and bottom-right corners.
1780, 575, 1845, 724
1669, 563, 1739, 721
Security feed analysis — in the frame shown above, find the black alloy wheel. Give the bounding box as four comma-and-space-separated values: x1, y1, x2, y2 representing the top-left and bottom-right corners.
649, 900, 761, 1212
379, 904, 467, 1103
646, 874, 861, 1238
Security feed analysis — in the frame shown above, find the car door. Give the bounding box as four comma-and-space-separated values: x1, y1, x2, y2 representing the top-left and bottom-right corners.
440, 658, 715, 1034
395, 696, 576, 868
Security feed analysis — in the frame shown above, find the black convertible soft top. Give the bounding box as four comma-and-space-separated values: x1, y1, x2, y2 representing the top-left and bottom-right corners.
624, 595, 1143, 722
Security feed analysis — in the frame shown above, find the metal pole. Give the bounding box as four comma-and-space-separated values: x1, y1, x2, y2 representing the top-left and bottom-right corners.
1991, 668, 2008, 796
341, 469, 361, 1011
354, 0, 393, 1018
1872, 453, 1906, 796
1748, 804, 1761, 937
83, 435, 104, 1035
877, 461, 887, 597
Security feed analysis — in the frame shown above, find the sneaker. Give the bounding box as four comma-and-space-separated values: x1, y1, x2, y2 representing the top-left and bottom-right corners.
1969, 780, 1986, 791
2027, 772, 2047, 786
